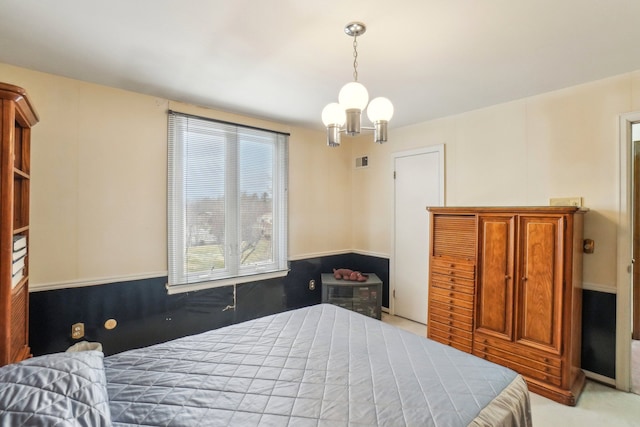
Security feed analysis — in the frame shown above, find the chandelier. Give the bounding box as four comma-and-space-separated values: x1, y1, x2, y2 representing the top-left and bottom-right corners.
321, 22, 394, 147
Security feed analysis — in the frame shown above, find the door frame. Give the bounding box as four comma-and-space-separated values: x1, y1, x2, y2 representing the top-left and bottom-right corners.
617, 111, 640, 391
390, 144, 445, 317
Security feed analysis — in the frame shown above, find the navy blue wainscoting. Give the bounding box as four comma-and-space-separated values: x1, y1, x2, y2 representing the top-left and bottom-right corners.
29, 253, 390, 356
30, 278, 236, 357
581, 289, 616, 379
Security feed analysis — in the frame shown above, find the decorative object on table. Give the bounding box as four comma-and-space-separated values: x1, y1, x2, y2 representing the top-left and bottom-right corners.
332, 268, 369, 281
322, 273, 382, 319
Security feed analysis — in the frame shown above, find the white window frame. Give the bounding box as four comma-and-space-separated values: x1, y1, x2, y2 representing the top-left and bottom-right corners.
167, 111, 288, 294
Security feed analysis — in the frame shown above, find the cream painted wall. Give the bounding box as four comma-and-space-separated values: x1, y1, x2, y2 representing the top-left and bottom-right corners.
633, 71, 640, 110
0, 63, 350, 289
0, 64, 170, 287
4, 59, 640, 292
350, 72, 640, 292
288, 127, 353, 259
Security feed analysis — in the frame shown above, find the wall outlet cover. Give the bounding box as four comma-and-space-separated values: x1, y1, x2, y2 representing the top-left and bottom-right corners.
549, 197, 583, 207
71, 322, 84, 339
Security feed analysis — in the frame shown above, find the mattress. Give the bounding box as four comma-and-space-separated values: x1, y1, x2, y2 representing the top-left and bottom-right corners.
104, 304, 531, 426
0, 303, 531, 426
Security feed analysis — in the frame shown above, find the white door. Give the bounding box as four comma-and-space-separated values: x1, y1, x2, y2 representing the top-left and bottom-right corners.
393, 145, 444, 324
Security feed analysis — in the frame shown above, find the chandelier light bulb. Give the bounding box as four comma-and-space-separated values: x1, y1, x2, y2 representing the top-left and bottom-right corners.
338, 82, 369, 111
367, 97, 394, 123
321, 102, 346, 126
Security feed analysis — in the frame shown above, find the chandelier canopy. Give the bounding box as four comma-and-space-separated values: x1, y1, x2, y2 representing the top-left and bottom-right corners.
321, 22, 394, 147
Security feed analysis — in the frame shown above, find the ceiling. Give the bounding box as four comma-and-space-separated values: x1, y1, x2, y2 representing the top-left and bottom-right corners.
1, 0, 640, 131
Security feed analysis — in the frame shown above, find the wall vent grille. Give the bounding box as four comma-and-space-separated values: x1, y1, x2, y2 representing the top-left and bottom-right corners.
355, 156, 369, 168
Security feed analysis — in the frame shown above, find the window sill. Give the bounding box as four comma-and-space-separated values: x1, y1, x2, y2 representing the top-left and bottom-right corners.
166, 269, 289, 295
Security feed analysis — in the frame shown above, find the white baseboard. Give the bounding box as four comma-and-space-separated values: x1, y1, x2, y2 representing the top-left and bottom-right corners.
583, 369, 616, 386
289, 250, 390, 261
582, 282, 616, 294
30, 271, 168, 292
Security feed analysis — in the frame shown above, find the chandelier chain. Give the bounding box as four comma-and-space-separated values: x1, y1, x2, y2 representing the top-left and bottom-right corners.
352, 36, 359, 82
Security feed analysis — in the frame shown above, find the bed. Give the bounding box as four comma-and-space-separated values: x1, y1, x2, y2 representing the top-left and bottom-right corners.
0, 303, 532, 426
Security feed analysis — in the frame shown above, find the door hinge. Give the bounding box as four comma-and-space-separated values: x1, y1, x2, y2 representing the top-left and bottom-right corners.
393, 171, 396, 179
393, 289, 396, 298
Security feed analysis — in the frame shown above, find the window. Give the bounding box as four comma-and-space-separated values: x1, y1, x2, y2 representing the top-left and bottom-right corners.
167, 111, 288, 293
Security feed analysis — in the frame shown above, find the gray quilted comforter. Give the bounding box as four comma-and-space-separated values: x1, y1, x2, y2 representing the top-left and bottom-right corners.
0, 304, 531, 426
105, 304, 531, 426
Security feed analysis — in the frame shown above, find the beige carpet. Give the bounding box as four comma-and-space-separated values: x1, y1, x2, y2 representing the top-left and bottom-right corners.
530, 380, 640, 426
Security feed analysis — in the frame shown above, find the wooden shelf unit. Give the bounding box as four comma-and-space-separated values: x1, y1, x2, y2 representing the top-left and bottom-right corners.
0, 83, 39, 366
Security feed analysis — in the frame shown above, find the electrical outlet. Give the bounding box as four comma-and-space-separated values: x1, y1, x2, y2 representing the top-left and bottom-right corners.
71, 322, 84, 339
549, 197, 582, 207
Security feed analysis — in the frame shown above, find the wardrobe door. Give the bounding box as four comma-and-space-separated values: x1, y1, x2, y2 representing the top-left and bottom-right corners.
516, 215, 564, 354
475, 215, 515, 341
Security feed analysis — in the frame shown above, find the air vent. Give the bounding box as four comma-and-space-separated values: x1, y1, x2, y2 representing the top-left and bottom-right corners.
355, 156, 369, 168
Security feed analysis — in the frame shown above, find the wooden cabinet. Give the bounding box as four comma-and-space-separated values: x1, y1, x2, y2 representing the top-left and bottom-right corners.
427, 206, 586, 406
427, 213, 476, 352
0, 83, 39, 366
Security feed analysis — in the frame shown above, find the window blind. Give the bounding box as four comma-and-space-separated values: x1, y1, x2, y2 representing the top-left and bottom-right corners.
167, 111, 288, 293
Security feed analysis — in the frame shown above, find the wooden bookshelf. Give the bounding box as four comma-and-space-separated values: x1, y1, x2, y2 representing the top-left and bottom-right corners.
0, 83, 39, 366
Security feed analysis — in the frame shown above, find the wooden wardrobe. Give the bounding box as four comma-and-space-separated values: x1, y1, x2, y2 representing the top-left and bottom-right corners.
0, 83, 39, 366
427, 206, 586, 406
